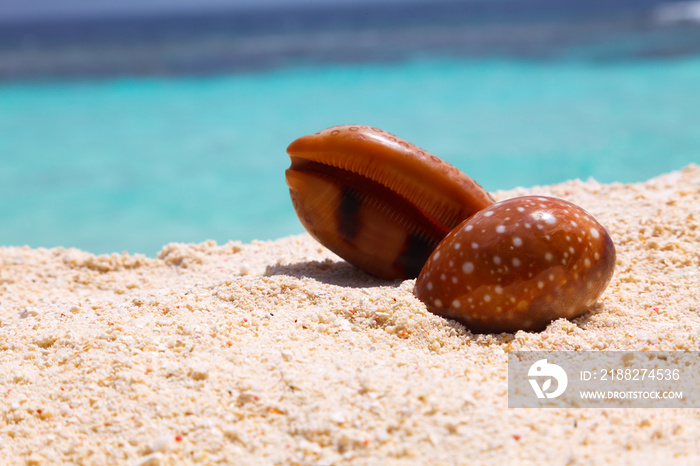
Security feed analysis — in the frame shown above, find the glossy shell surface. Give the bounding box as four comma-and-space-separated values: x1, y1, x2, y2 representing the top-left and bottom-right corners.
414, 196, 616, 333
286, 125, 494, 279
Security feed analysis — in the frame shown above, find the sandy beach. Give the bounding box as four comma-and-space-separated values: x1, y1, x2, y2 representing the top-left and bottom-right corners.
1, 164, 699, 465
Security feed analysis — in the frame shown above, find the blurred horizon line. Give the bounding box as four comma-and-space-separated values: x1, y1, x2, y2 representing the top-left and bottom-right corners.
1, 0, 699, 81
0, 0, 681, 28
3, 0, 689, 23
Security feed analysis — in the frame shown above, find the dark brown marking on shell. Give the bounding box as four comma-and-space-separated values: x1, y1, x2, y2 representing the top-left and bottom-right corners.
393, 233, 435, 279
338, 186, 362, 243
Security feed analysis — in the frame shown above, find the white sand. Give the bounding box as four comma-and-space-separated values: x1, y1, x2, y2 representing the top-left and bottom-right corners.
1, 165, 699, 465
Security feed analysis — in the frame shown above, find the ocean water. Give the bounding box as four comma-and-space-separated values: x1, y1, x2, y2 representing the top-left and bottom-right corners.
1, 3, 700, 255
2, 55, 699, 255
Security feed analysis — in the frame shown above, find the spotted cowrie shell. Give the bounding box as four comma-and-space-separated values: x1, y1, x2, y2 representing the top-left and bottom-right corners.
414, 196, 616, 333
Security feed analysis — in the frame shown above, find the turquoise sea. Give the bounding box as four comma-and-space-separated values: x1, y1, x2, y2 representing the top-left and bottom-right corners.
2, 5, 700, 255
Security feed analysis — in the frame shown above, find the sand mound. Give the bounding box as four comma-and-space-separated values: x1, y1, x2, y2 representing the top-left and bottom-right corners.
1, 165, 699, 464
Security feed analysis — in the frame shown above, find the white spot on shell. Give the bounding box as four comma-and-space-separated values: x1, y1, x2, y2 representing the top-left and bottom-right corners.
590, 228, 600, 239
462, 262, 474, 274
433, 251, 440, 260
484, 295, 491, 302
496, 225, 506, 234
434, 299, 443, 307
493, 256, 502, 265
513, 237, 523, 247
584, 258, 591, 267
517, 206, 525, 212
427, 282, 433, 291
545, 252, 553, 261
455, 243, 461, 250
452, 299, 461, 308
484, 211, 494, 217
544, 213, 556, 225
512, 258, 521, 267
471, 242, 479, 249
465, 225, 473, 231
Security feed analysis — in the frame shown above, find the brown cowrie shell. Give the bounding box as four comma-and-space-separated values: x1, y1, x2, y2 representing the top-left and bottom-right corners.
414, 196, 616, 333
286, 125, 494, 279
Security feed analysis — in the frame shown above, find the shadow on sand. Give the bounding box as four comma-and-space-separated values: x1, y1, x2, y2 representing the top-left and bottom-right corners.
264, 259, 403, 289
